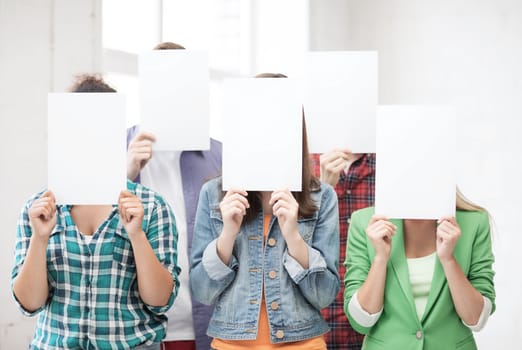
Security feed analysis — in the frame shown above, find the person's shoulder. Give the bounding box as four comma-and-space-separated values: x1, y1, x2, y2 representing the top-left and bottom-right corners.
127, 180, 167, 207
456, 209, 489, 228
351, 207, 375, 222
21, 190, 47, 210
210, 138, 222, 148
201, 176, 222, 193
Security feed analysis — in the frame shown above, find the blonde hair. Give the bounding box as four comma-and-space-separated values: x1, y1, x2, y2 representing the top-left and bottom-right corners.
456, 187, 486, 212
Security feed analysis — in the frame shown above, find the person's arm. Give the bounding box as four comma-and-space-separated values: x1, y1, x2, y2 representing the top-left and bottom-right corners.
190, 181, 242, 305
344, 211, 396, 334
12, 191, 56, 313
270, 189, 308, 268
355, 215, 396, 314
127, 131, 156, 181
279, 186, 341, 310
118, 190, 173, 307
216, 189, 249, 265
437, 216, 494, 328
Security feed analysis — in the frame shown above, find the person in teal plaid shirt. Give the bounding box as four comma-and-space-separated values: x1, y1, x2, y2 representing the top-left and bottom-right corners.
11, 76, 180, 350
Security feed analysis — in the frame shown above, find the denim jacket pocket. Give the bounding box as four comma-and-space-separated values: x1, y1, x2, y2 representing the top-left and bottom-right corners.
210, 206, 224, 235
296, 216, 316, 244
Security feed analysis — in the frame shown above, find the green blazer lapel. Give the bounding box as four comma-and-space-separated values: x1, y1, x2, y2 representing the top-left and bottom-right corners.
420, 256, 446, 323
389, 219, 418, 319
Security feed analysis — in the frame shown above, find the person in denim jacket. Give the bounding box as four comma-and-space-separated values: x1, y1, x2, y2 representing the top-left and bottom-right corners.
189, 93, 340, 349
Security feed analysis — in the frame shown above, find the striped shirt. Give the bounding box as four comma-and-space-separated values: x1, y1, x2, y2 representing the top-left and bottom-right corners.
12, 181, 180, 349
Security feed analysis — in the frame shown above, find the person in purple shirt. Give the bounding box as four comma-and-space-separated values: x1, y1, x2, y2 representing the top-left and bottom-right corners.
127, 42, 222, 350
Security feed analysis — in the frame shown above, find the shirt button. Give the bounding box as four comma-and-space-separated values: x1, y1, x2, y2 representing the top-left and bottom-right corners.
346, 190, 351, 195
268, 271, 277, 279
275, 330, 284, 339
347, 218, 351, 224
416, 330, 423, 339
267, 238, 276, 247
270, 301, 279, 310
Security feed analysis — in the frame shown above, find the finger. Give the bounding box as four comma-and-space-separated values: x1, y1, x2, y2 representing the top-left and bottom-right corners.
41, 190, 54, 200
130, 139, 155, 148
125, 207, 142, 218
329, 157, 347, 172
222, 200, 247, 216
369, 215, 390, 225
133, 131, 157, 143
381, 221, 397, 233
222, 193, 249, 208
31, 206, 50, 220
437, 221, 455, 235
224, 189, 248, 198
131, 153, 153, 163
321, 153, 342, 167
119, 190, 134, 199
130, 145, 153, 154
269, 190, 294, 205
436, 227, 452, 241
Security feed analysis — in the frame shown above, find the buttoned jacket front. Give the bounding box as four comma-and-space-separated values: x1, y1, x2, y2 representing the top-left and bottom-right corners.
190, 178, 340, 343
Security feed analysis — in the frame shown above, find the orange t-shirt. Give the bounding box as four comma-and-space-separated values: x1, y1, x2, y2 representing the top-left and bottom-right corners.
211, 215, 326, 350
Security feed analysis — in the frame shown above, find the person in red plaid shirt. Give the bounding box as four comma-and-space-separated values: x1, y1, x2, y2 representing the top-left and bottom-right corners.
311, 149, 375, 350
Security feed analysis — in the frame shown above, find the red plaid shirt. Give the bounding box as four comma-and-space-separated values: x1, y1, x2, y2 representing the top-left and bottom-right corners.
311, 153, 376, 350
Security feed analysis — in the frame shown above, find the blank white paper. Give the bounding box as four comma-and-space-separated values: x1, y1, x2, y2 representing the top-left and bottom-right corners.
375, 105, 456, 219
139, 50, 210, 151
47, 93, 127, 205
222, 78, 303, 191
304, 51, 378, 153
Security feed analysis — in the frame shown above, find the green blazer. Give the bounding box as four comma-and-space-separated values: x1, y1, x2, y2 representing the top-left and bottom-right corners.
344, 207, 495, 350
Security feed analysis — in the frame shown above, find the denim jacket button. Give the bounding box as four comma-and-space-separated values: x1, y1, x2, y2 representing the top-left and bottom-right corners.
270, 301, 279, 310
275, 330, 284, 339
268, 271, 277, 279
267, 238, 276, 247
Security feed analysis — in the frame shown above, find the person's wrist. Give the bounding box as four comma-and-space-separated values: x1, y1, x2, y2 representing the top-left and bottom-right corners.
439, 254, 457, 267
373, 253, 390, 265
30, 233, 50, 247
220, 227, 239, 241
127, 229, 146, 242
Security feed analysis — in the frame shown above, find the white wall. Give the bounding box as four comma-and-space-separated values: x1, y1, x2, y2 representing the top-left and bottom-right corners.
310, 0, 522, 347
0, 0, 101, 347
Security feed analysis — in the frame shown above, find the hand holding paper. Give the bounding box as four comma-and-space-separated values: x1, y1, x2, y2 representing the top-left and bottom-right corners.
127, 131, 156, 180
118, 190, 145, 237
28, 191, 57, 240
319, 148, 352, 186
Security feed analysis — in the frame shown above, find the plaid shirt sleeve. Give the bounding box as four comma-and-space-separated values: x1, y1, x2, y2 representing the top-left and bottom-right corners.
11, 191, 51, 317
142, 192, 181, 315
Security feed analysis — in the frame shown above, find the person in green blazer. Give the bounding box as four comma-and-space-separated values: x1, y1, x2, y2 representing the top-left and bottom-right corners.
344, 190, 495, 350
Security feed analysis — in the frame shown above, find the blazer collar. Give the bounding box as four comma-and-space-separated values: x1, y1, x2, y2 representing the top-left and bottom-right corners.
389, 218, 418, 321
389, 219, 446, 324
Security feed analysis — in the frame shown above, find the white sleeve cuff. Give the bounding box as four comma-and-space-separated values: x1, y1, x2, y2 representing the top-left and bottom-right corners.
462, 296, 492, 332
348, 291, 383, 327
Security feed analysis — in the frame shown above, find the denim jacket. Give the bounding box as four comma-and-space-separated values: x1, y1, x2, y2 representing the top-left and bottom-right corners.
190, 177, 340, 343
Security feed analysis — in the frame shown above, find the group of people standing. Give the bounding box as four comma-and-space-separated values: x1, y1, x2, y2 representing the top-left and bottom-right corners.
11, 42, 495, 350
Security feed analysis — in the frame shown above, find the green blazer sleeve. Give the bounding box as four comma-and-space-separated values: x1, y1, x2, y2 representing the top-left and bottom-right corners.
464, 210, 496, 312
343, 207, 375, 335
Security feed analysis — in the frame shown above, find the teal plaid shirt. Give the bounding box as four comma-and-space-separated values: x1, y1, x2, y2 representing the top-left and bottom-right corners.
12, 181, 180, 349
